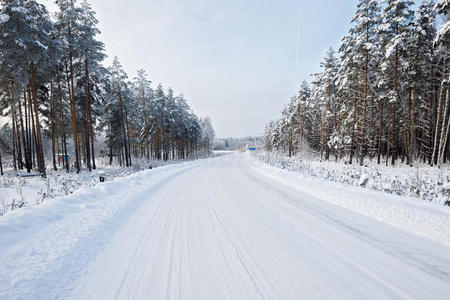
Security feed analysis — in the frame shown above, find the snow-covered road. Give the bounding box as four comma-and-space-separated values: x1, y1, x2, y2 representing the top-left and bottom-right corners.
1, 153, 450, 299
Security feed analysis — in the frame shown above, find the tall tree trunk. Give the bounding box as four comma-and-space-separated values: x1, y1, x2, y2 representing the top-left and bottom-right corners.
377, 101, 383, 164
14, 109, 23, 170
386, 103, 391, 167
369, 95, 376, 160
288, 129, 292, 157
11, 110, 17, 170
109, 124, 113, 165
22, 89, 31, 172
410, 64, 418, 166
78, 132, 83, 166
50, 81, 57, 171
67, 54, 80, 173
432, 79, 445, 165
59, 135, 62, 167
87, 79, 96, 170
30, 62, 46, 177
349, 96, 358, 164
125, 110, 132, 166
18, 91, 28, 171
427, 47, 435, 164
432, 58, 448, 165
401, 133, 406, 163
171, 128, 175, 160
360, 47, 369, 166
90, 114, 96, 169
437, 78, 449, 166
325, 96, 331, 161
162, 120, 167, 161
145, 122, 150, 160
84, 58, 92, 172
117, 83, 130, 167
406, 88, 412, 164
56, 66, 69, 172
391, 45, 398, 166
28, 87, 37, 170
10, 83, 23, 170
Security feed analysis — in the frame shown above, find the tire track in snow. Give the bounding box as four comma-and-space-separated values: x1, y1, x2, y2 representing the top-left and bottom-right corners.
113, 176, 183, 299
238, 161, 450, 298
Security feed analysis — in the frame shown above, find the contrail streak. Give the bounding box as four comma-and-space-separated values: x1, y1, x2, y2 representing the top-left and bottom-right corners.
296, 0, 301, 67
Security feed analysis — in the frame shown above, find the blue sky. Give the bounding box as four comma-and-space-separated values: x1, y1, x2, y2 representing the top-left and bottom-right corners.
43, 0, 357, 137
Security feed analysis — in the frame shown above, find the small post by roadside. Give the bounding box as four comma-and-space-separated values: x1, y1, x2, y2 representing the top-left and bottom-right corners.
99, 171, 106, 182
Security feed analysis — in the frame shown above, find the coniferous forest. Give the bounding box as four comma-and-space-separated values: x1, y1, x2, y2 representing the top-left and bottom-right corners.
0, 0, 215, 177
265, 0, 449, 167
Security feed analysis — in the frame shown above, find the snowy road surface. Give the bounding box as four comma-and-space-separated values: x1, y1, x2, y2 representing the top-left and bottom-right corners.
1, 153, 450, 299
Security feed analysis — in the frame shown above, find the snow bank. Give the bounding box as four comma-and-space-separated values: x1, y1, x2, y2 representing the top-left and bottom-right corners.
0, 160, 201, 253
249, 153, 450, 246
255, 152, 450, 204
0, 156, 215, 216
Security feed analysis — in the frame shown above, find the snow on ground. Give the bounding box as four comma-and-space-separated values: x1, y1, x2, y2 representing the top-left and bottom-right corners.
1, 152, 450, 299
0, 159, 204, 299
0, 164, 133, 216
0, 156, 212, 216
255, 151, 450, 204
249, 153, 450, 247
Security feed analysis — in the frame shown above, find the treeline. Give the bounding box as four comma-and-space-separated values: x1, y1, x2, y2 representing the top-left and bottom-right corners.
214, 137, 263, 151
0, 0, 214, 177
265, 0, 449, 167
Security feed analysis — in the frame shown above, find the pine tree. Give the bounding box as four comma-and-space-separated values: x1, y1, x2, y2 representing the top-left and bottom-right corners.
338, 29, 362, 164
0, 0, 57, 176
133, 69, 153, 159
350, 0, 381, 165
432, 0, 449, 167
55, 0, 84, 172
78, 0, 106, 171
314, 47, 338, 160
379, 0, 414, 165
108, 57, 132, 167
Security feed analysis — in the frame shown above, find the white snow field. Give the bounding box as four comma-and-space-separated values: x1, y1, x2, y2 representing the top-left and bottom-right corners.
1, 153, 450, 299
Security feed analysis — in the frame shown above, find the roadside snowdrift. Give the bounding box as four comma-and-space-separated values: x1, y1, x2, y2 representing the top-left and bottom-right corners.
0, 161, 198, 252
